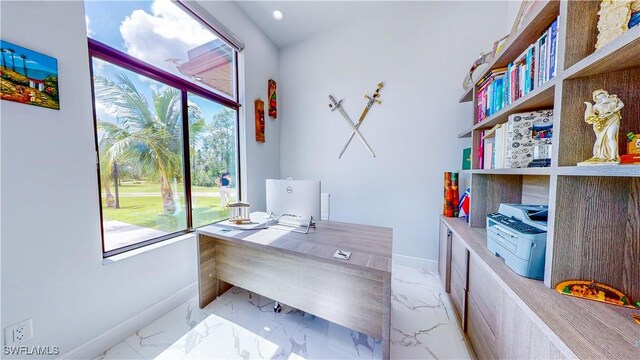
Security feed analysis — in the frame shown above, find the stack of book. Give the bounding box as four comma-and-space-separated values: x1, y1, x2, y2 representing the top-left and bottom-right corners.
475, 17, 559, 123
476, 68, 508, 123
479, 109, 554, 169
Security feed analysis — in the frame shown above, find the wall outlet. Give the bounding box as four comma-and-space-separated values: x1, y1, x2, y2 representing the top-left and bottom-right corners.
4, 319, 33, 346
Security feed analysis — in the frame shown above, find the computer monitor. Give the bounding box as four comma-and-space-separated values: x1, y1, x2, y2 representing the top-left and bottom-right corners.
266, 179, 321, 220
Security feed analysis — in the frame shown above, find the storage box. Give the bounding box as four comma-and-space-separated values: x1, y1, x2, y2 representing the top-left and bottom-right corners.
504, 110, 553, 168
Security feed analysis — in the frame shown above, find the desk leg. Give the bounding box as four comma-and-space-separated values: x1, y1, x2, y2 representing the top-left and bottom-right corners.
197, 235, 233, 308
383, 272, 391, 359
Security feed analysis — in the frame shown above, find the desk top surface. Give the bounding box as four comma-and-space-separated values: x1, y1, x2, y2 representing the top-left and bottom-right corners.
197, 213, 393, 274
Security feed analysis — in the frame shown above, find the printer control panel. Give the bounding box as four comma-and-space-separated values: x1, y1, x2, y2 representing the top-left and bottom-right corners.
487, 213, 545, 234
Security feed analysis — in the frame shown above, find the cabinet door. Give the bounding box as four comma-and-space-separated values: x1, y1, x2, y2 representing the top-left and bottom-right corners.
438, 221, 452, 292
466, 254, 501, 360
467, 254, 501, 339
449, 232, 469, 331
499, 291, 567, 359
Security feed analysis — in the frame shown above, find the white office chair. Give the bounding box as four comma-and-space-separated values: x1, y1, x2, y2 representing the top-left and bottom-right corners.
321, 193, 330, 221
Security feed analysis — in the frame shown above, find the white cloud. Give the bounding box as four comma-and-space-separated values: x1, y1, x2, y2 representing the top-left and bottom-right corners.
85, 15, 95, 36
119, 0, 217, 75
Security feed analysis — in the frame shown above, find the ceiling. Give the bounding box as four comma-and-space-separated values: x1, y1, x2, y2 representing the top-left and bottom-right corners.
236, 1, 399, 48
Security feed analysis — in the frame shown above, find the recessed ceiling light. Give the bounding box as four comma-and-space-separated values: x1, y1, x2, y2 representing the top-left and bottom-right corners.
272, 10, 283, 20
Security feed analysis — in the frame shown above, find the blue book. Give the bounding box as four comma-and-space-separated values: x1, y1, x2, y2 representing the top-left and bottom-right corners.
549, 18, 558, 79
506, 63, 511, 105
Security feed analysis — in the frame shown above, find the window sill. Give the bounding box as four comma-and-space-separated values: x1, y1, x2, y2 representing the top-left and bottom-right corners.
102, 232, 196, 265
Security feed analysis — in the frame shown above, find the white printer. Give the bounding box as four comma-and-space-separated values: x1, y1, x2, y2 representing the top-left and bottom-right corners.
486, 204, 548, 280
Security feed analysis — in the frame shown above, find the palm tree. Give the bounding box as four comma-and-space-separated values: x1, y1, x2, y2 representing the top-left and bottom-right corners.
0, 48, 6, 69
19, 54, 27, 78
6, 48, 15, 71
95, 73, 204, 214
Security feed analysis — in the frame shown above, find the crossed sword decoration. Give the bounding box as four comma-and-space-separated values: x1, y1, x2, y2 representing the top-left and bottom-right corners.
329, 82, 384, 159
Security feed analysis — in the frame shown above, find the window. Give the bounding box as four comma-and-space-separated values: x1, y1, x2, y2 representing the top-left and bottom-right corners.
86, 0, 241, 256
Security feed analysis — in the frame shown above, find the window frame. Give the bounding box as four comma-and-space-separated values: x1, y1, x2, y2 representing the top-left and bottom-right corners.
88, 39, 242, 258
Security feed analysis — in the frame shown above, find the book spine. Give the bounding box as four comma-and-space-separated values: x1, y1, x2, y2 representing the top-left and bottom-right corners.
549, 18, 558, 79
545, 27, 552, 83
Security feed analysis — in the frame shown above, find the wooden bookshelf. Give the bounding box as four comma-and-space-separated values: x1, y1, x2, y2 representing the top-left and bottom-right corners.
448, 1, 640, 358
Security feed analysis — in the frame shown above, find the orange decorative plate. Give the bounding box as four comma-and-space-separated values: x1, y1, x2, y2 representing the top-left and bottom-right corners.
555, 280, 636, 309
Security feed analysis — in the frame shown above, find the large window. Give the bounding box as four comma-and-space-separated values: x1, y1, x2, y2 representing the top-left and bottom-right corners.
86, 0, 241, 256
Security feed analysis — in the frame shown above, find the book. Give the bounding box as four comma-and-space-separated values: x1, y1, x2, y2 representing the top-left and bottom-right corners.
462, 148, 472, 170
549, 17, 559, 79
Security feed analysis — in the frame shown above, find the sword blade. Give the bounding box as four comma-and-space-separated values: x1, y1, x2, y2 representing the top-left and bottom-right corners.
330, 97, 376, 157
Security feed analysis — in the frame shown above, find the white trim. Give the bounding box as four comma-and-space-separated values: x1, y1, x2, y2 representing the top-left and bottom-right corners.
102, 233, 196, 265
393, 253, 438, 273
59, 282, 197, 360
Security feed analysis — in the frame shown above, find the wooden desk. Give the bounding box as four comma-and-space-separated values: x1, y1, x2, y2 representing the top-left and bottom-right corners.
197, 216, 393, 358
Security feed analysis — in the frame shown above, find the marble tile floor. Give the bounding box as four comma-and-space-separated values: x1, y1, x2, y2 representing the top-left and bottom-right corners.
97, 265, 471, 359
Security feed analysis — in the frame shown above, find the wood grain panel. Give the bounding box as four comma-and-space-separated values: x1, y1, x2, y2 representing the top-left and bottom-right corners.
198, 219, 392, 273
438, 220, 452, 292
443, 216, 639, 359
499, 292, 567, 360
214, 239, 385, 338
521, 175, 551, 205
467, 255, 501, 338
553, 176, 640, 301
469, 174, 523, 227
466, 295, 499, 360
558, 67, 640, 166
565, 26, 640, 79
449, 266, 466, 331
451, 232, 467, 279
563, 0, 600, 69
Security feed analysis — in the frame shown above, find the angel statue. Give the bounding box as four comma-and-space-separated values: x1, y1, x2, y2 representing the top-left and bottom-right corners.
578, 89, 624, 166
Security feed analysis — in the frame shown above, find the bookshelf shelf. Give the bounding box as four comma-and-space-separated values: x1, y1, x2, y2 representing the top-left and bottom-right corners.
472, 78, 556, 131
458, 126, 473, 138
556, 165, 640, 177
459, 87, 473, 103
564, 26, 640, 79
461, 167, 552, 175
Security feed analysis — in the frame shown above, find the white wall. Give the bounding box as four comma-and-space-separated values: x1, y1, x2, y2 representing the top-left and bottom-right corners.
0, 0, 278, 358
278, 1, 509, 261
192, 0, 280, 211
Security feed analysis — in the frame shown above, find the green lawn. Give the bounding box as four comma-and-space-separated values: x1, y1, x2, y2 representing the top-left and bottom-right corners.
102, 180, 235, 231
108, 180, 223, 194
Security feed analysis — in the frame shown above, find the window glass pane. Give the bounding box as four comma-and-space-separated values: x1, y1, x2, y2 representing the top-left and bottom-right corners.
188, 93, 238, 227
85, 0, 236, 99
93, 57, 188, 251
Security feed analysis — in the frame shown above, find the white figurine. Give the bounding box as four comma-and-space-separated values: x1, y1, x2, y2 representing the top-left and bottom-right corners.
578, 89, 624, 166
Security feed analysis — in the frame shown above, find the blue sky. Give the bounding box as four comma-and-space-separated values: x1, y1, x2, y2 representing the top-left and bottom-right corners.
84, 0, 152, 54
1, 40, 57, 78
87, 1, 229, 129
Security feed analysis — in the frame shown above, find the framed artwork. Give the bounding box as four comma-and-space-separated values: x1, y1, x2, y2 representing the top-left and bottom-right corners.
0, 39, 59, 110
268, 79, 277, 118
511, 0, 540, 35
255, 98, 265, 143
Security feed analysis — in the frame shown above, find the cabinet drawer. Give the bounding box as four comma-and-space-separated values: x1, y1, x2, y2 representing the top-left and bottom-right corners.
451, 232, 467, 282
438, 221, 452, 292
450, 266, 466, 329
467, 254, 500, 337
467, 294, 498, 360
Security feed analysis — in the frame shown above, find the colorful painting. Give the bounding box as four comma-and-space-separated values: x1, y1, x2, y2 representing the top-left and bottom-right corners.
268, 79, 277, 118
255, 98, 265, 143
0, 40, 59, 110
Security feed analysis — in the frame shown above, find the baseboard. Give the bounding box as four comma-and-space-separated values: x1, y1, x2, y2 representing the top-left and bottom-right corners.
59, 282, 197, 360
393, 253, 438, 273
